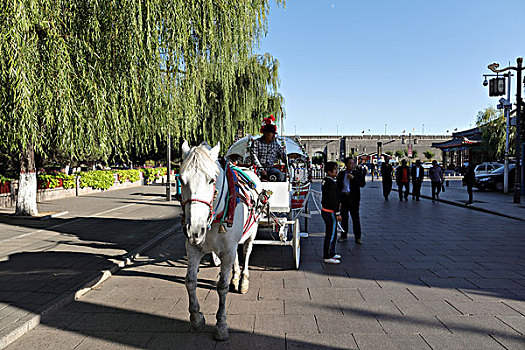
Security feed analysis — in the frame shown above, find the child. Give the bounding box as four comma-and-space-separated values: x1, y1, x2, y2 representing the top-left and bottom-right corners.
321, 162, 342, 264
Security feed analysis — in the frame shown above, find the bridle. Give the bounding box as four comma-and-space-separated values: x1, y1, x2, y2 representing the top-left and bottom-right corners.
180, 171, 225, 230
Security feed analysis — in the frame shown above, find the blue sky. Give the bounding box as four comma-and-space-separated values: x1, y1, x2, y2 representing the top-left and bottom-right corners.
259, 0, 525, 136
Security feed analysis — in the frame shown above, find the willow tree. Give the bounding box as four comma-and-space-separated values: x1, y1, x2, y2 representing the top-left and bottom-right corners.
1, 0, 285, 215
476, 106, 514, 160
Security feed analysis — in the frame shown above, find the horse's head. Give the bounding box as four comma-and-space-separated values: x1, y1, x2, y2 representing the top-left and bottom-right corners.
180, 140, 220, 245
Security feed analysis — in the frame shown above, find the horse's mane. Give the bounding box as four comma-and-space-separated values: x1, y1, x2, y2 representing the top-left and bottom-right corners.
180, 145, 220, 180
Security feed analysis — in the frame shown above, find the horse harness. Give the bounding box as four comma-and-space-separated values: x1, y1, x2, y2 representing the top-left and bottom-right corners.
181, 163, 269, 236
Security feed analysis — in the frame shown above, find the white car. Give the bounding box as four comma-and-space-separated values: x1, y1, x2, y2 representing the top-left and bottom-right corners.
474, 162, 503, 176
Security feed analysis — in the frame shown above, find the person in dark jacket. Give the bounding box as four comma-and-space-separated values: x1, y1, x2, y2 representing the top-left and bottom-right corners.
462, 163, 476, 205
381, 156, 393, 200
321, 162, 342, 264
336, 157, 366, 244
396, 159, 411, 201
411, 159, 425, 201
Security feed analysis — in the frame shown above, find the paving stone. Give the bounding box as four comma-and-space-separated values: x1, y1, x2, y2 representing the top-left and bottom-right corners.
73, 331, 154, 350
437, 315, 521, 337
308, 288, 363, 302
473, 270, 525, 279
4, 327, 86, 350
393, 300, 463, 316
376, 315, 450, 334
145, 332, 217, 350
254, 315, 318, 336
466, 278, 525, 289
286, 333, 358, 349
338, 300, 402, 318
430, 269, 483, 278
354, 334, 431, 350
258, 287, 310, 301
490, 333, 525, 350
358, 287, 418, 302
316, 314, 384, 334
496, 315, 525, 334
419, 277, 479, 289
448, 301, 523, 316
420, 333, 507, 350
328, 276, 381, 289
215, 333, 285, 350
407, 286, 473, 301
375, 279, 428, 288
284, 299, 341, 315
65, 312, 137, 332
503, 300, 525, 316
229, 299, 284, 315
457, 288, 522, 302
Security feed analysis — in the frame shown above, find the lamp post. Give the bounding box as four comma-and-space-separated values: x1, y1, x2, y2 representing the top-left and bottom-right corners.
488, 58, 525, 203
483, 71, 513, 193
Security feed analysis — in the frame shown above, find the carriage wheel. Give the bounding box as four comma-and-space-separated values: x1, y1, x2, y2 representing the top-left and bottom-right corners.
211, 252, 221, 266
292, 218, 301, 269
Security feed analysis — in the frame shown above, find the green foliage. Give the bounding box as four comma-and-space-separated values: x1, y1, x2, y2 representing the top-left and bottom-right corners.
412, 149, 418, 158
0, 174, 13, 184
385, 150, 394, 156
37, 173, 75, 189
141, 167, 167, 183
423, 151, 434, 160
78, 171, 115, 190
476, 106, 512, 160
394, 150, 405, 159
115, 169, 141, 183
1, 0, 286, 165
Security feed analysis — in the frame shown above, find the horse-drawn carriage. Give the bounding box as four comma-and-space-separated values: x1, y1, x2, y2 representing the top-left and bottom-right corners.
225, 135, 312, 269
178, 136, 311, 340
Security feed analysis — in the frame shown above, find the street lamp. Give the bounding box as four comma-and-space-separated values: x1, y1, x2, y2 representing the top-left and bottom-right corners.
483, 71, 513, 193
487, 58, 525, 203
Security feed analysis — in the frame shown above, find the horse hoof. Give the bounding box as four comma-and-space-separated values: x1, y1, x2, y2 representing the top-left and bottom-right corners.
213, 325, 229, 341
230, 278, 239, 292
240, 279, 249, 294
190, 312, 206, 330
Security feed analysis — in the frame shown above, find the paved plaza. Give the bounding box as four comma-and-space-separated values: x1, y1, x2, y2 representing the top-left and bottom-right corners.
1, 181, 525, 349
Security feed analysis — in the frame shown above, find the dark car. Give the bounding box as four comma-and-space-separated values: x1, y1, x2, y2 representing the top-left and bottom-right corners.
474, 164, 516, 192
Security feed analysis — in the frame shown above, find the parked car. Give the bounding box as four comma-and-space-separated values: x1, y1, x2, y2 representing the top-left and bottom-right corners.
474, 164, 515, 191
474, 162, 503, 176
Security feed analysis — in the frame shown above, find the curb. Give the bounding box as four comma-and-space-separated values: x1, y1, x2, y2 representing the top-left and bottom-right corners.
0, 221, 182, 349
392, 188, 524, 222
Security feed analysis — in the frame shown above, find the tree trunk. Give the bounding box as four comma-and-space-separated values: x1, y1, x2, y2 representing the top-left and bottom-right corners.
15, 143, 38, 216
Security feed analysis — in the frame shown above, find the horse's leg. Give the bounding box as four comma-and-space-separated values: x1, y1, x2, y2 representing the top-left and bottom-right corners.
185, 242, 206, 329
230, 251, 240, 292
215, 250, 234, 341
240, 233, 255, 294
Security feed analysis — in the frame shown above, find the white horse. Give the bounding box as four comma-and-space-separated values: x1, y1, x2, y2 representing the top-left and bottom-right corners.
179, 141, 269, 341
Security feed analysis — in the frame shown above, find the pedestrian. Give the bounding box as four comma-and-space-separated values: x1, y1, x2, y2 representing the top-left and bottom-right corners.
321, 162, 342, 264
395, 159, 410, 201
381, 156, 393, 200
336, 157, 366, 244
429, 160, 444, 202
411, 159, 424, 201
462, 163, 476, 205
370, 162, 375, 182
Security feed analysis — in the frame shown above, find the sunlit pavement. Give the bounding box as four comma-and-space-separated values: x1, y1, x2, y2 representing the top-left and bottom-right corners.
4, 182, 525, 349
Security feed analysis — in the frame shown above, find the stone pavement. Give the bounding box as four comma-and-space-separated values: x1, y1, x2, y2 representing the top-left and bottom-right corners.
4, 181, 524, 349
371, 175, 525, 221
0, 186, 182, 348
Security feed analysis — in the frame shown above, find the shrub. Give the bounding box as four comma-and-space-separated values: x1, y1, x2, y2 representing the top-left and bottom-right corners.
78, 171, 115, 190
115, 169, 141, 183
141, 167, 167, 183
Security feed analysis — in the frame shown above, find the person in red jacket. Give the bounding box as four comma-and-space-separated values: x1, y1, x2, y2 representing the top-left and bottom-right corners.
395, 159, 411, 201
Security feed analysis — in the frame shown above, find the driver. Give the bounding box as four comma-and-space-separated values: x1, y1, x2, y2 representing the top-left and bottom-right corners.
252, 116, 285, 181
